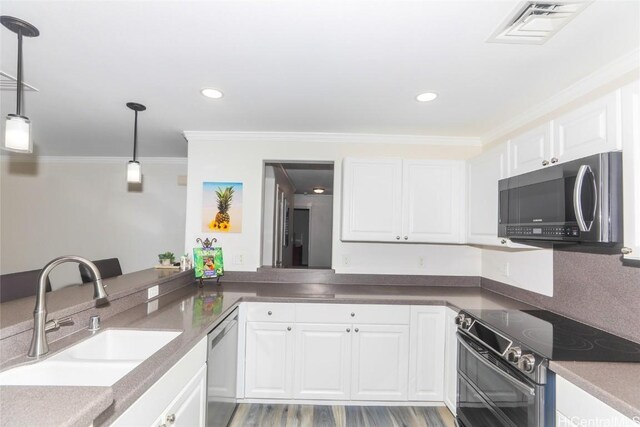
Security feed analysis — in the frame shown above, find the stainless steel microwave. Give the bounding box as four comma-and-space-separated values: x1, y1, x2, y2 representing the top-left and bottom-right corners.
498, 152, 622, 243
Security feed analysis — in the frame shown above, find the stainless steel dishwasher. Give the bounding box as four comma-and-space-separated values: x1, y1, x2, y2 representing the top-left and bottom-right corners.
206, 307, 239, 427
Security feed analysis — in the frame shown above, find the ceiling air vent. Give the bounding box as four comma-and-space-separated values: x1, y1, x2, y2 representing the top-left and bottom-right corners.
488, 1, 592, 45
0, 71, 38, 91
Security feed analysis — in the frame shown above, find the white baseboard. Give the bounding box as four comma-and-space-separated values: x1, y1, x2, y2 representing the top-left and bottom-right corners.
237, 398, 445, 407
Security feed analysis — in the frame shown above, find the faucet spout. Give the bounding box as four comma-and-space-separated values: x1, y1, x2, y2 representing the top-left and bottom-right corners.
28, 255, 108, 358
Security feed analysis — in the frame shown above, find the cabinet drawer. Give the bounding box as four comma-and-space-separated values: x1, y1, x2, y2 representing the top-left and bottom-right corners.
246, 303, 295, 322
295, 303, 409, 325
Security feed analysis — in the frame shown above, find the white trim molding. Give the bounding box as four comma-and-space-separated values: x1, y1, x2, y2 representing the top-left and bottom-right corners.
182, 131, 482, 147
0, 155, 187, 164
482, 48, 640, 145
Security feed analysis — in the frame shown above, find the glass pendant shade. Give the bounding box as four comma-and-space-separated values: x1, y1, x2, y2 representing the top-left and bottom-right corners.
4, 114, 31, 153
127, 160, 142, 183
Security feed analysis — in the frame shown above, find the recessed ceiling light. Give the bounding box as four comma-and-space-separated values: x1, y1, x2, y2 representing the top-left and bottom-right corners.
313, 187, 325, 194
416, 92, 438, 102
200, 88, 224, 99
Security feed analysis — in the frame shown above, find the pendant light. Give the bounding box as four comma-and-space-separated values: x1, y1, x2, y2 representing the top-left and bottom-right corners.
126, 102, 146, 184
1, 16, 39, 153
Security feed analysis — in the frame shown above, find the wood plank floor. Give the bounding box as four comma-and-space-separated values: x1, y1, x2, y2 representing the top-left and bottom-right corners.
229, 404, 456, 427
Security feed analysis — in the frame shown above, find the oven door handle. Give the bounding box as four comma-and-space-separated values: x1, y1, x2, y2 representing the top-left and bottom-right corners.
457, 332, 536, 396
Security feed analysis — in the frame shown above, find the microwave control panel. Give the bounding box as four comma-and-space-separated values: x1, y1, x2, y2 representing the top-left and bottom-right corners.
506, 225, 580, 238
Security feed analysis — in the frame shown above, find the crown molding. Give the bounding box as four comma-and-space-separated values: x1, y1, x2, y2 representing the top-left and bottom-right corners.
0, 155, 187, 164
182, 131, 482, 147
482, 48, 640, 145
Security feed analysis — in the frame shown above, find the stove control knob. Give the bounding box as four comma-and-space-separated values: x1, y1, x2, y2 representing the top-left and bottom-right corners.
461, 318, 473, 329
519, 354, 536, 373
506, 346, 522, 364
454, 314, 465, 326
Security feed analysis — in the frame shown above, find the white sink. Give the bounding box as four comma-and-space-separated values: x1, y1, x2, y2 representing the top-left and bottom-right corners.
0, 329, 181, 386
52, 329, 182, 362
0, 360, 139, 386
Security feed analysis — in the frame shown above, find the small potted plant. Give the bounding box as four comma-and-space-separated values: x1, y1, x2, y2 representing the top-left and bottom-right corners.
158, 252, 175, 266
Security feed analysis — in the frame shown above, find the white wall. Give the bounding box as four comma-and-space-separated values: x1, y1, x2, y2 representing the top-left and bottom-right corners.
184, 133, 483, 275
295, 194, 332, 268
1, 157, 187, 288
261, 166, 276, 266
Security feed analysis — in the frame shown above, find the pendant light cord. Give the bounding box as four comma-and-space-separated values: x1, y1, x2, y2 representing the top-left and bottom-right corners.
132, 110, 138, 161
16, 28, 23, 116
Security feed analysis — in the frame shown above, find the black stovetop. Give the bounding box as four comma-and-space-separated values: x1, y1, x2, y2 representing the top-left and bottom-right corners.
464, 309, 640, 363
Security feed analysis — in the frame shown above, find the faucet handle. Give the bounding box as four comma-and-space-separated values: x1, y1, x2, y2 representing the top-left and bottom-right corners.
45, 316, 74, 332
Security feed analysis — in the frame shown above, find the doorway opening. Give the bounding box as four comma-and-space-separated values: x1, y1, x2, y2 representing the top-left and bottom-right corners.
292, 208, 310, 267
261, 161, 334, 269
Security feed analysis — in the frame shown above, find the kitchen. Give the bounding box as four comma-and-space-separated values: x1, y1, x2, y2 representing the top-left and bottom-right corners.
0, 1, 639, 426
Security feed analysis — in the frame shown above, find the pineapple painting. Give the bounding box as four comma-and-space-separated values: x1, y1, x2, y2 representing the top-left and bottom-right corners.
203, 182, 243, 233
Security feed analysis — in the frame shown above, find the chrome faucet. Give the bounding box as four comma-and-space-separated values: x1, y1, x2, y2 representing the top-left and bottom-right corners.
28, 255, 108, 358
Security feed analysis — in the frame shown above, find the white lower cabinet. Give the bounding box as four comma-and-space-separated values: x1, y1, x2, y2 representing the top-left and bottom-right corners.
294, 323, 351, 400
112, 337, 207, 427
244, 321, 295, 399
243, 303, 446, 404
556, 374, 636, 427
158, 364, 207, 427
408, 306, 445, 402
351, 324, 410, 401
443, 307, 458, 415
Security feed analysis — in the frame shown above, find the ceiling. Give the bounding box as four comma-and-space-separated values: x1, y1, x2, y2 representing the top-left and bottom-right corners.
0, 0, 638, 157
282, 163, 334, 195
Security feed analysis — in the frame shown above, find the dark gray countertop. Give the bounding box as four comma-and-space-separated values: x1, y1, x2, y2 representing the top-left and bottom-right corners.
1, 277, 638, 425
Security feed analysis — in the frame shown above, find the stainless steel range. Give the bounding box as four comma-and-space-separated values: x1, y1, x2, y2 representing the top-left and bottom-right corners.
454, 309, 640, 427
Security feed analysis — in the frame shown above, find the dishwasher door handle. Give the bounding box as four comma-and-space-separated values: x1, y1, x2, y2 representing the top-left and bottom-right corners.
210, 315, 238, 349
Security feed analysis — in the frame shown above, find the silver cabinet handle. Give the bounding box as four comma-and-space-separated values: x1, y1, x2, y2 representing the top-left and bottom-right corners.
166, 414, 176, 423
267, 311, 272, 316
622, 247, 633, 255
542, 160, 549, 166
403, 236, 408, 240
551, 157, 558, 164
355, 328, 359, 333
395, 236, 400, 240
287, 326, 292, 331
346, 328, 351, 332
350, 312, 355, 317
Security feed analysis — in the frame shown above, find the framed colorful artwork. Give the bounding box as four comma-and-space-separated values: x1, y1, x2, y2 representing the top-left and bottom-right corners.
202, 182, 243, 233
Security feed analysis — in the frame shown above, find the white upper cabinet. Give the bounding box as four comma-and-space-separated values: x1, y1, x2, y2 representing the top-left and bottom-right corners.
402, 160, 465, 243
508, 123, 553, 176
341, 158, 403, 242
553, 91, 621, 163
621, 81, 640, 260
342, 158, 465, 243
466, 144, 508, 246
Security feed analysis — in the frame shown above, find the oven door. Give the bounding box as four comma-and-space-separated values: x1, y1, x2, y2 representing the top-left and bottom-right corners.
456, 332, 544, 427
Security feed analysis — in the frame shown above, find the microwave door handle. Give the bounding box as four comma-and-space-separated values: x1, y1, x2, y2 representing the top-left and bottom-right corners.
457, 332, 536, 396
574, 165, 597, 232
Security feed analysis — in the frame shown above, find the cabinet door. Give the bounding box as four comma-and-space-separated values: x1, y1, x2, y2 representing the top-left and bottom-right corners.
341, 158, 403, 242
622, 81, 640, 260
351, 324, 409, 401
554, 91, 621, 163
159, 364, 207, 427
408, 306, 445, 402
293, 323, 351, 400
244, 322, 295, 399
443, 307, 458, 414
508, 123, 552, 176
402, 160, 465, 243
466, 144, 508, 246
